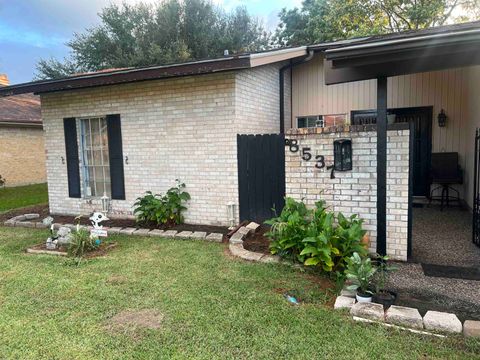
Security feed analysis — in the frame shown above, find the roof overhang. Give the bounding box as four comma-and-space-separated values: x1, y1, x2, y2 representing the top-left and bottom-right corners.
324, 28, 480, 84
0, 47, 308, 97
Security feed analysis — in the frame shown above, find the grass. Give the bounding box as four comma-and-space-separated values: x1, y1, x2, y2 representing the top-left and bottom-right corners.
0, 183, 48, 212
0, 226, 478, 359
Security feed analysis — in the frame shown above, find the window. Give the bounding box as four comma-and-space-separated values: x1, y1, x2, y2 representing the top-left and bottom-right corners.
79, 117, 111, 197
297, 116, 323, 128
297, 114, 347, 128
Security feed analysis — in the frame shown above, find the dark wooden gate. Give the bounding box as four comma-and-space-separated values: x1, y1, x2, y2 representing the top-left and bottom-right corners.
237, 134, 285, 223
473, 129, 480, 247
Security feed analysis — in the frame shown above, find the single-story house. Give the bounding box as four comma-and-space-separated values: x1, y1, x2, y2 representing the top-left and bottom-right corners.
1, 21, 480, 262
0, 74, 46, 186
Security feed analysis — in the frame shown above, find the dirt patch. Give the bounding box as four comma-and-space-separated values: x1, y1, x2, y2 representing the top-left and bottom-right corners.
272, 273, 336, 306
243, 225, 271, 254
107, 309, 164, 331
27, 241, 117, 259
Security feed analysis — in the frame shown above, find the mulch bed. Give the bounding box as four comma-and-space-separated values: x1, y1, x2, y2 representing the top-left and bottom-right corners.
0, 204, 49, 222
2, 203, 229, 235
243, 225, 271, 254
27, 241, 118, 259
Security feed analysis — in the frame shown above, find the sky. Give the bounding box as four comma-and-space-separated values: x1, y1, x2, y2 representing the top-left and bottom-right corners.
0, 0, 301, 84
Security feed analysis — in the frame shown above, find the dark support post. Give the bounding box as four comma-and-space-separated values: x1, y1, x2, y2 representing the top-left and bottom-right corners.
377, 77, 387, 256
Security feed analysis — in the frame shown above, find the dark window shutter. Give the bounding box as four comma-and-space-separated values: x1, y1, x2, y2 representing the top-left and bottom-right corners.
63, 118, 81, 198
106, 114, 126, 200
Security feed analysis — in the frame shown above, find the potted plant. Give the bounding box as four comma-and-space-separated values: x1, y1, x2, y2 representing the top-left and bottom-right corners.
345, 252, 376, 303
373, 254, 398, 308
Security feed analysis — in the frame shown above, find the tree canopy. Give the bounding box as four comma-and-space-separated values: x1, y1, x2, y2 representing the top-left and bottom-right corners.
36, 0, 480, 79
274, 0, 480, 46
35, 0, 268, 80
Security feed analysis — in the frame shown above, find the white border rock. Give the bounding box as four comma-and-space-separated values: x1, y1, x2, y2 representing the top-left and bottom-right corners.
227, 222, 280, 264
5, 213, 225, 243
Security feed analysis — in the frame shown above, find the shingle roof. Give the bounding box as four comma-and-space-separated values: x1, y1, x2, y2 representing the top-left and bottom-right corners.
0, 93, 41, 126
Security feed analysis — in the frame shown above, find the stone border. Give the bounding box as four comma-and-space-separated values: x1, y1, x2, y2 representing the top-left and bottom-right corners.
4, 214, 225, 243
334, 292, 479, 338
228, 222, 281, 263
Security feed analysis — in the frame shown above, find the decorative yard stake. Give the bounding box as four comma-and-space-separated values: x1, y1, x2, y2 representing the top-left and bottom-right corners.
89, 212, 109, 239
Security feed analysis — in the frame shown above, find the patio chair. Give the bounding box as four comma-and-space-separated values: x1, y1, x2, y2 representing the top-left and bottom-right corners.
429, 152, 463, 210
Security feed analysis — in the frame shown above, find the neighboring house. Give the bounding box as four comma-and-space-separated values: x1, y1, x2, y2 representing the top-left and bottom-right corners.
1, 21, 480, 261
0, 74, 46, 186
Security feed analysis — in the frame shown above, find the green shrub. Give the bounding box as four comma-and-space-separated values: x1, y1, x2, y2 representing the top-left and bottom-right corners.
134, 180, 191, 227
266, 197, 367, 275
67, 229, 98, 259
265, 197, 310, 261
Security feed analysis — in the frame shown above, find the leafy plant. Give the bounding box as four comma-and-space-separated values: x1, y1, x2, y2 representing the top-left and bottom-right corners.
134, 180, 191, 227
266, 197, 368, 276
67, 228, 98, 263
265, 197, 310, 261
373, 254, 398, 295
345, 252, 377, 296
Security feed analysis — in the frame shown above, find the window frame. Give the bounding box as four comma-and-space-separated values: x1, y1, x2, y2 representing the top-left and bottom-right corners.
296, 113, 347, 129
79, 116, 111, 199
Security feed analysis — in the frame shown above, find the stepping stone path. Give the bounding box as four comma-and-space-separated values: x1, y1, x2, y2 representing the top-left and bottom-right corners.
385, 305, 423, 329
423, 311, 463, 333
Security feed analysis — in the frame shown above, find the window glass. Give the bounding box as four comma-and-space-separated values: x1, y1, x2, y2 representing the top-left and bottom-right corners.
80, 117, 110, 197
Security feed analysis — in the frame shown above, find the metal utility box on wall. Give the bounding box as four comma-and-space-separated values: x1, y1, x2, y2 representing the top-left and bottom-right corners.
333, 139, 352, 171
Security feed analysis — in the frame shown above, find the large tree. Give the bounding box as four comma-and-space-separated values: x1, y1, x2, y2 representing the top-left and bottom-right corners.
35, 0, 269, 80
274, 0, 480, 46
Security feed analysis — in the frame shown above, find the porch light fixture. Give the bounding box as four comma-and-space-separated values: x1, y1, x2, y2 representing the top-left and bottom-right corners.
101, 192, 111, 214
438, 109, 447, 127
333, 139, 353, 171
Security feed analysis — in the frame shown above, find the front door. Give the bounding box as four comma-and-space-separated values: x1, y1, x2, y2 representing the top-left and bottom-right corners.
393, 107, 432, 197
351, 106, 432, 197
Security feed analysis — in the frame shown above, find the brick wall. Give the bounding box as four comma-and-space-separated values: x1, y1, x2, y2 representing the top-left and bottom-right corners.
41, 64, 281, 225
285, 126, 410, 260
0, 126, 46, 186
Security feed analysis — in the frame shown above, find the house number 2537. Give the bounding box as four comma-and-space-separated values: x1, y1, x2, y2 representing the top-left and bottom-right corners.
285, 139, 326, 169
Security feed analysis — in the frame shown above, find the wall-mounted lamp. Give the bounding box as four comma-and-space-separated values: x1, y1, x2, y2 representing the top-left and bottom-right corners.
334, 139, 353, 171
438, 109, 447, 127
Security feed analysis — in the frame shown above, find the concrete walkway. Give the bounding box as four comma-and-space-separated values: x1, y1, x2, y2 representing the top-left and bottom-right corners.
411, 206, 480, 267
386, 206, 480, 321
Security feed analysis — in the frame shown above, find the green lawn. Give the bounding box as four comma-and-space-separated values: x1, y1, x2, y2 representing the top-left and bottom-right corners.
0, 227, 478, 359
0, 183, 48, 212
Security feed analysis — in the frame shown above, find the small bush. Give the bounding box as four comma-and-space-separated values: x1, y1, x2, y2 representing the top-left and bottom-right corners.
134, 180, 191, 227
266, 197, 367, 276
68, 229, 98, 259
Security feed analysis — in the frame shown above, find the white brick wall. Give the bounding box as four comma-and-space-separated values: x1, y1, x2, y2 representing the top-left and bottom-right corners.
41, 64, 281, 226
285, 126, 410, 261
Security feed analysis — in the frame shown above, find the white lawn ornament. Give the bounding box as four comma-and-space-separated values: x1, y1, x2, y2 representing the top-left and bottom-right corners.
89, 212, 109, 229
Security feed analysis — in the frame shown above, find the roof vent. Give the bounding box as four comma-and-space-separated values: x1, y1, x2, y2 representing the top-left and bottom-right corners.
223, 49, 229, 56
0, 74, 9, 87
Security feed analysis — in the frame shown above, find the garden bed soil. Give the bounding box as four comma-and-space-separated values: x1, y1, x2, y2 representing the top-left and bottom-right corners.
2, 204, 229, 235
27, 241, 118, 258
0, 204, 49, 222
243, 225, 271, 254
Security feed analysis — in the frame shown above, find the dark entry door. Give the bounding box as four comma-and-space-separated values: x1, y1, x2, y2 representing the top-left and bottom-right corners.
351, 106, 432, 197
237, 134, 285, 223
393, 107, 432, 197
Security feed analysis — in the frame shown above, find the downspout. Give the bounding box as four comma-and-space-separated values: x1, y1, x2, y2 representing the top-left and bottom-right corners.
279, 50, 315, 133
